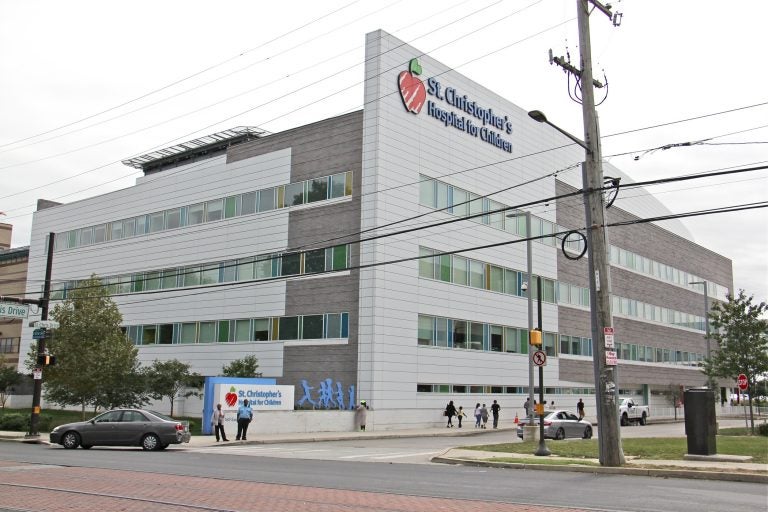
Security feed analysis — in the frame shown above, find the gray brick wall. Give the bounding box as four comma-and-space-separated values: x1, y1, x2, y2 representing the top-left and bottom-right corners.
226, 111, 363, 403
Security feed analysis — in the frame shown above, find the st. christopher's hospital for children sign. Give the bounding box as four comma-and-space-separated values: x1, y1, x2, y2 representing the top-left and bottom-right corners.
218, 384, 294, 411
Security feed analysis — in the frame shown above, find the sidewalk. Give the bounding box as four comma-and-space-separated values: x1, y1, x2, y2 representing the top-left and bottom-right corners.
3, 427, 766, 483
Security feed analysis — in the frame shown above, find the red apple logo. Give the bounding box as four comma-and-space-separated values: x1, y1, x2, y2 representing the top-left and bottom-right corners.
398, 58, 426, 114
225, 386, 238, 407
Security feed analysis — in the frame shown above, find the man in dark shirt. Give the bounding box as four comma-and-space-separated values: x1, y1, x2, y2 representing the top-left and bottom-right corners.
491, 400, 501, 429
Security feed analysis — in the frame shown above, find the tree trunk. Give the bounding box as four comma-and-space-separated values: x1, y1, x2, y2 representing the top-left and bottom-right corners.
169, 395, 174, 417
748, 381, 755, 433
80, 402, 86, 421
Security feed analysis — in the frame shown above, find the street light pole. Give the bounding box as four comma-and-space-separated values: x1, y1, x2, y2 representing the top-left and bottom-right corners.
534, 275, 550, 456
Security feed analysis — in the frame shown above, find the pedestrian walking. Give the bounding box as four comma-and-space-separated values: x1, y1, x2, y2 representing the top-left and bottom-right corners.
445, 400, 457, 427
480, 403, 489, 429
211, 403, 229, 442
457, 406, 466, 428
474, 403, 482, 428
550, 400, 555, 409
523, 397, 530, 417
355, 400, 369, 431
491, 400, 501, 429
235, 399, 253, 441
577, 398, 585, 420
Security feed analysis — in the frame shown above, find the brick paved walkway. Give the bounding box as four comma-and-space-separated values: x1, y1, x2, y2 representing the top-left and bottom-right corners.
0, 463, 590, 512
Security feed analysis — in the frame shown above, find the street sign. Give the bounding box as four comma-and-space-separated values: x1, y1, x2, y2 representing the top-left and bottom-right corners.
737, 374, 748, 390
32, 320, 60, 329
0, 302, 29, 319
32, 368, 42, 380
605, 350, 618, 366
604, 334, 615, 348
32, 328, 48, 340
603, 326, 614, 335
532, 350, 547, 367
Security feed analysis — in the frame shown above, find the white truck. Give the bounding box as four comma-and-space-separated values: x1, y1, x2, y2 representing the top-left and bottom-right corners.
619, 398, 650, 426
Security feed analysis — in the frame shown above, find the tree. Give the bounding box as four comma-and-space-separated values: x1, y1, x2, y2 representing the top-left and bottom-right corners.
665, 383, 684, 421
31, 275, 146, 418
703, 290, 768, 433
0, 355, 23, 408
221, 355, 262, 378
145, 359, 201, 416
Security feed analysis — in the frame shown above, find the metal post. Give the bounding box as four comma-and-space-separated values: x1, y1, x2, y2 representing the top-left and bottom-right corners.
28, 232, 55, 438
534, 275, 550, 456
526, 212, 534, 423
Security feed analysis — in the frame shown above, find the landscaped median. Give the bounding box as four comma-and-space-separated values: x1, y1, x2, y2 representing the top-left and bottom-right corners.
433, 430, 768, 483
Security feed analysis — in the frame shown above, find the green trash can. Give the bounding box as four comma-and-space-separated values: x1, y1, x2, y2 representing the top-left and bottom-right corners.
684, 387, 717, 455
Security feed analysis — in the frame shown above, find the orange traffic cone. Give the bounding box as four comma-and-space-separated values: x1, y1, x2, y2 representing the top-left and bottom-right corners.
514, 413, 519, 424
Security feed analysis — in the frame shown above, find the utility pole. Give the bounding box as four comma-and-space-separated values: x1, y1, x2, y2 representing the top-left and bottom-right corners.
550, 0, 624, 466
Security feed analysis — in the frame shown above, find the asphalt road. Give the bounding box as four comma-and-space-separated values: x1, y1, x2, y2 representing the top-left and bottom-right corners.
1, 422, 765, 512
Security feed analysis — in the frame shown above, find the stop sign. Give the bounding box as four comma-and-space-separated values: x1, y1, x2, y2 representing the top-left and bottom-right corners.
737, 374, 748, 390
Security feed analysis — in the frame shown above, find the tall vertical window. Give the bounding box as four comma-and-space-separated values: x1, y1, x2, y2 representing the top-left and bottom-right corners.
453, 321, 467, 349
418, 315, 434, 345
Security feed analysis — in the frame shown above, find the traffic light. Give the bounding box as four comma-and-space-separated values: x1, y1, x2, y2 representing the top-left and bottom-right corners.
36, 354, 56, 366
530, 329, 542, 346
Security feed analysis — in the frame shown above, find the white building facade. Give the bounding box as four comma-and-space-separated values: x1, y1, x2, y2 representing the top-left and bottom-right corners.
19, 31, 732, 429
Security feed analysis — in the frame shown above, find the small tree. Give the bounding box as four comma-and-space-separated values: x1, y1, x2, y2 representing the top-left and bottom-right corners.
703, 290, 768, 433
145, 359, 201, 416
221, 355, 262, 378
666, 384, 684, 420
0, 355, 23, 408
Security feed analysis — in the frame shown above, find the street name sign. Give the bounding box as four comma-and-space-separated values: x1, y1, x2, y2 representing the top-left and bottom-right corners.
0, 302, 29, 319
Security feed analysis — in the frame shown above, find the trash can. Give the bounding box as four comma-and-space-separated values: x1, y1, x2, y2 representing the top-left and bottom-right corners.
684, 387, 717, 455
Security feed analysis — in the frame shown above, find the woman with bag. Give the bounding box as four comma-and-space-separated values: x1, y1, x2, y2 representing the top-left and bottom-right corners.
445, 400, 457, 428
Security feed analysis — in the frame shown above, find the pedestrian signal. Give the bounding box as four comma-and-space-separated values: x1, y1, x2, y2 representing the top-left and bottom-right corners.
36, 354, 56, 366
530, 329, 542, 346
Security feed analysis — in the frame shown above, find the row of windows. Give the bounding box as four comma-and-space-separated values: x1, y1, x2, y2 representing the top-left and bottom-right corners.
419, 246, 705, 333
416, 384, 598, 395
50, 244, 350, 300
123, 313, 349, 345
419, 175, 583, 252
420, 175, 728, 303
418, 247, 558, 303
609, 246, 729, 301
54, 171, 354, 251
418, 314, 704, 364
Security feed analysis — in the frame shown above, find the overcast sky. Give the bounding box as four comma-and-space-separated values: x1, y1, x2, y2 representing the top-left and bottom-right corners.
1, 0, 766, 302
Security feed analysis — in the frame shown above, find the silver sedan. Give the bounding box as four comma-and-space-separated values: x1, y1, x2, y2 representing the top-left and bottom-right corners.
516, 409, 593, 440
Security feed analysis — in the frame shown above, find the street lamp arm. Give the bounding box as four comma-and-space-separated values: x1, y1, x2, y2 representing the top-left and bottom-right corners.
528, 110, 591, 153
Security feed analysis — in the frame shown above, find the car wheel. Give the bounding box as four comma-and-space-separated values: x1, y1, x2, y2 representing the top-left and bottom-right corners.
583, 426, 592, 439
142, 433, 160, 451
621, 413, 629, 426
555, 428, 565, 440
80, 445, 93, 449
640, 413, 647, 426
61, 431, 80, 449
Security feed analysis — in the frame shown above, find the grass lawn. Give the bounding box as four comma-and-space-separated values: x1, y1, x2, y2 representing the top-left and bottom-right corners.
464, 434, 768, 464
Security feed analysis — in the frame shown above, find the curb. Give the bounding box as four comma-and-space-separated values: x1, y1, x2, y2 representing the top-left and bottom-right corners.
431, 456, 768, 484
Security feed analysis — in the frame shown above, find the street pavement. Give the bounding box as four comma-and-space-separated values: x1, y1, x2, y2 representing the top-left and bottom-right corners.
2, 418, 765, 482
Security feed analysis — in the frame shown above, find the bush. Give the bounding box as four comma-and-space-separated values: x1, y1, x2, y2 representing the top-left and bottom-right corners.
758, 422, 768, 437
0, 413, 27, 431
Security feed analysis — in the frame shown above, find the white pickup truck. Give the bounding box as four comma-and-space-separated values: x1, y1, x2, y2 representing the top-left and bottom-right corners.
619, 398, 650, 426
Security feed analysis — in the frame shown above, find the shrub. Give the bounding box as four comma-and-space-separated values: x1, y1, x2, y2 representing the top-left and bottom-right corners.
758, 422, 768, 437
0, 413, 27, 431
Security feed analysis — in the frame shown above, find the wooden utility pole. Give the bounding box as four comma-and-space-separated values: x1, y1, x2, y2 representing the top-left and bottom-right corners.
575, 0, 624, 466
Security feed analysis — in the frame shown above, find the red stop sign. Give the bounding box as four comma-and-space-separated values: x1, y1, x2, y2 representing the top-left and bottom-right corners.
737, 374, 748, 390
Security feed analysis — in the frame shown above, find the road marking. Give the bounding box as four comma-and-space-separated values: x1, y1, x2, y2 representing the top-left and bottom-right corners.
372, 451, 443, 460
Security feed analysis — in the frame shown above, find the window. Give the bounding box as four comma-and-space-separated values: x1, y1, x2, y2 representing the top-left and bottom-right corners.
237, 257, 255, 281
325, 314, 341, 339
307, 178, 328, 203
224, 196, 239, 218
149, 212, 165, 233
490, 325, 503, 352
179, 323, 197, 344
284, 182, 304, 206
302, 315, 323, 339
489, 265, 504, 293
560, 335, 571, 354
489, 200, 504, 230
543, 333, 556, 356
469, 260, 484, 288
199, 322, 216, 343
80, 227, 94, 246
166, 208, 182, 229
123, 218, 136, 238
188, 203, 205, 225
254, 256, 272, 279
184, 266, 201, 287
436, 181, 449, 209
505, 269, 520, 296
253, 319, 270, 341
235, 320, 251, 342
281, 253, 301, 276
452, 188, 468, 216
144, 271, 161, 291
418, 315, 433, 345
331, 245, 348, 270
201, 264, 219, 285
158, 324, 173, 344
438, 254, 451, 282
259, 188, 276, 211
279, 316, 299, 340
542, 279, 556, 303
419, 248, 434, 279
217, 321, 230, 343
505, 327, 520, 353
468, 193, 482, 221
142, 325, 157, 345
330, 172, 347, 199
434, 317, 448, 347
305, 249, 325, 273
161, 269, 177, 289
93, 224, 107, 243
222, 260, 237, 282
241, 192, 257, 215
419, 177, 435, 207
452, 255, 468, 285
136, 215, 148, 235
206, 199, 224, 222
453, 321, 467, 349
469, 322, 484, 350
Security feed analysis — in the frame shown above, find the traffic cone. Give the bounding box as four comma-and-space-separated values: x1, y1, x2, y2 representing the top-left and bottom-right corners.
514, 413, 519, 424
